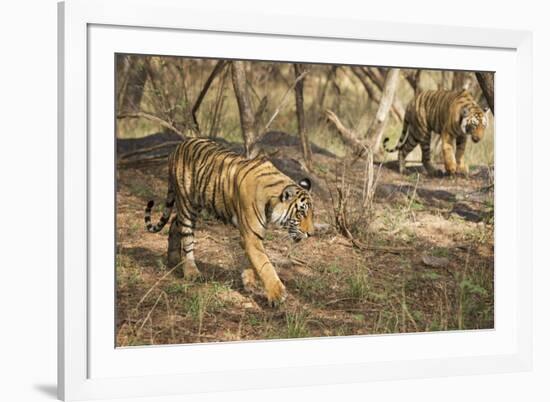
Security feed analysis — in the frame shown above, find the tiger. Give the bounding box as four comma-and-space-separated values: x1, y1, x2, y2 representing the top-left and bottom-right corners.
383, 89, 490, 176
144, 138, 314, 305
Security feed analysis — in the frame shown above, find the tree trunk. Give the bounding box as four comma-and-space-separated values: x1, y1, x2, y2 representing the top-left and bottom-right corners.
365, 67, 386, 89
317, 66, 337, 115
441, 70, 453, 90
367, 68, 406, 121
453, 71, 467, 90
293, 64, 312, 169
116, 55, 132, 112
351, 67, 405, 121
366, 68, 400, 153
403, 69, 423, 95
119, 55, 147, 114
350, 67, 379, 103
231, 61, 258, 158
475, 72, 494, 113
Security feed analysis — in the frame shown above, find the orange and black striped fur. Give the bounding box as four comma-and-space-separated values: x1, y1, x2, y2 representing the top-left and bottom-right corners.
383, 90, 490, 175
144, 138, 314, 305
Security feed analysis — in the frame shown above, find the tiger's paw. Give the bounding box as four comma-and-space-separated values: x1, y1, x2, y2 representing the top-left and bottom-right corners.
241, 268, 258, 291
183, 262, 202, 281
265, 280, 287, 307
457, 165, 469, 176
445, 164, 457, 176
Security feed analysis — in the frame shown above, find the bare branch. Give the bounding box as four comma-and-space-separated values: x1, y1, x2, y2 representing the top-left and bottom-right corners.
117, 111, 187, 139
263, 70, 308, 132
191, 60, 228, 131
118, 141, 182, 160
325, 109, 367, 157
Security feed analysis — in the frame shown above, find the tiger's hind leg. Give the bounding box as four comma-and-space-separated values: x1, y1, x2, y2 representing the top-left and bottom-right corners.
397, 130, 418, 174
167, 217, 182, 269
421, 140, 440, 176
174, 207, 201, 281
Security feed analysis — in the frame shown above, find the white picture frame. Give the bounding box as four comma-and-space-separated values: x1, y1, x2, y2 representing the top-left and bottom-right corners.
58, 0, 533, 400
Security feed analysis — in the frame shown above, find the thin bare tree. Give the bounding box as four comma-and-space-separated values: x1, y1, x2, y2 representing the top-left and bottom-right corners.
403, 69, 423, 94
350, 66, 405, 121
231, 61, 307, 158
326, 68, 400, 157
117, 55, 147, 115
231, 61, 259, 158
365, 68, 401, 153
316, 66, 338, 114
441, 70, 454, 90
293, 63, 312, 169
191, 60, 228, 132
118, 57, 222, 138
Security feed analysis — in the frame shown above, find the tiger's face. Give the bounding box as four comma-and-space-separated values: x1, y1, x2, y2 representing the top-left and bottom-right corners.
460, 106, 490, 143
272, 178, 314, 242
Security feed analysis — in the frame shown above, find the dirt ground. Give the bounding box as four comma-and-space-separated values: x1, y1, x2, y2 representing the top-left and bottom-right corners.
115, 136, 494, 347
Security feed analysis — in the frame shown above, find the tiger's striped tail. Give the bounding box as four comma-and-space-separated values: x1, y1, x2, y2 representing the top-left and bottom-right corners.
383, 118, 410, 153
144, 185, 175, 233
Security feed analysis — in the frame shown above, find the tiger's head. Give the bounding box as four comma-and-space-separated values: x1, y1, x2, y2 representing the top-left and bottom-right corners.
460, 105, 490, 143
271, 178, 314, 242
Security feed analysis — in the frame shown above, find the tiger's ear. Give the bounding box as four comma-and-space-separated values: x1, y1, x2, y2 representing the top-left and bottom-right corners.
281, 185, 297, 202
298, 178, 312, 191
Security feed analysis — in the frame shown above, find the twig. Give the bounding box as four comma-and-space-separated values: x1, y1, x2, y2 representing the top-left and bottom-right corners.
338, 239, 413, 253
136, 263, 181, 309
160, 291, 176, 344
289, 256, 308, 266
137, 292, 163, 334
323, 297, 357, 306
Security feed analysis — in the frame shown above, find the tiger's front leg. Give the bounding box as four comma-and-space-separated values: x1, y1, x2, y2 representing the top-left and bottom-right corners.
241, 267, 258, 291
242, 234, 287, 305
455, 134, 469, 175
441, 132, 457, 175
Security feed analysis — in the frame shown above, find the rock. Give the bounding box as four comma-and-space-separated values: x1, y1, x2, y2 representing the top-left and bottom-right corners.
421, 254, 450, 268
